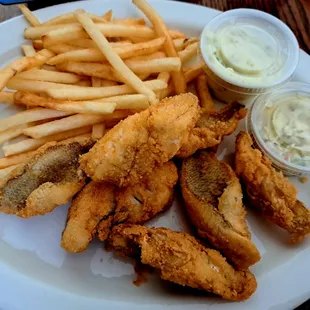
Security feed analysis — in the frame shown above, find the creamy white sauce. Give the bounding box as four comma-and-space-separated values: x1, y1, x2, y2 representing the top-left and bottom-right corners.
260, 94, 310, 167
203, 24, 285, 87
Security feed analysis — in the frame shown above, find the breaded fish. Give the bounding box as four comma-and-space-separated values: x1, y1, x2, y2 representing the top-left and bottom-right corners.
62, 162, 178, 252
61, 181, 116, 253
109, 224, 257, 301
80, 93, 200, 187
235, 131, 310, 242
112, 161, 178, 226
0, 139, 92, 218
181, 150, 260, 268
177, 102, 247, 158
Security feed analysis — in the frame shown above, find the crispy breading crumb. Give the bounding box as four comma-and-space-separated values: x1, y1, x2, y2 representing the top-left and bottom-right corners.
299, 177, 308, 184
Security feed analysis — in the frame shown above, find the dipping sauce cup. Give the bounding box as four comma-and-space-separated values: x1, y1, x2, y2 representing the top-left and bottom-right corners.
246, 81, 310, 176
200, 9, 300, 105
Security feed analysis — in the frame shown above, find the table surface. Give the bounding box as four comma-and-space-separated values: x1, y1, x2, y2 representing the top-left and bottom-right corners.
0, 0, 309, 309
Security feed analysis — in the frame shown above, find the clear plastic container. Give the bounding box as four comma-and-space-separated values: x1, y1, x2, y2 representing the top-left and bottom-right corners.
246, 81, 310, 176
199, 9, 300, 105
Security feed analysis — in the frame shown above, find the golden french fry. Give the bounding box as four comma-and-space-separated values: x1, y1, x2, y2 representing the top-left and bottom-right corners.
21, 45, 36, 57
183, 37, 199, 48
168, 29, 187, 39
18, 4, 40, 26
129, 29, 183, 43
112, 18, 146, 26
101, 79, 118, 87
16, 68, 81, 84
157, 62, 204, 100
54, 101, 116, 114
3, 126, 92, 156
47, 44, 78, 54
83, 12, 110, 24
133, 0, 186, 94
0, 69, 17, 92
14, 91, 115, 114
157, 72, 170, 84
26, 49, 56, 70
99, 94, 149, 109
47, 37, 166, 65
56, 57, 179, 80
156, 62, 200, 100
0, 164, 21, 178
61, 133, 92, 144
91, 123, 105, 140
67, 39, 132, 49
91, 77, 102, 87
7, 77, 79, 93
137, 73, 151, 81
55, 53, 165, 81
75, 10, 157, 105
42, 12, 110, 26
42, 13, 79, 25
179, 42, 199, 63
184, 61, 205, 83
0, 150, 36, 169
126, 51, 165, 61
33, 40, 44, 50
0, 108, 71, 132
0, 49, 55, 91
173, 38, 187, 51
12, 91, 70, 109
24, 23, 79, 40
75, 80, 92, 87
0, 91, 14, 104
42, 64, 57, 71
157, 80, 174, 100
46, 79, 166, 100
156, 72, 170, 99
125, 57, 181, 74
0, 124, 29, 145
102, 10, 113, 21
66, 38, 97, 49
23, 112, 131, 139
195, 73, 214, 111
57, 61, 118, 81
42, 23, 155, 45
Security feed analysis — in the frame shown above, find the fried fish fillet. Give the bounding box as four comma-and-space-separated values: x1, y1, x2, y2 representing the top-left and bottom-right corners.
0, 139, 92, 218
235, 131, 310, 242
112, 161, 178, 226
181, 150, 260, 268
62, 162, 178, 253
61, 181, 116, 253
177, 102, 247, 158
109, 224, 257, 301
80, 93, 200, 187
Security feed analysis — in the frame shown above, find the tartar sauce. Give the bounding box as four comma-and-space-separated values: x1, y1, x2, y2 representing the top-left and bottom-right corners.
260, 94, 310, 167
203, 23, 283, 87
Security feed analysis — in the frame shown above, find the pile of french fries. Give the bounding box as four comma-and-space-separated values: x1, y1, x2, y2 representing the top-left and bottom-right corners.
0, 0, 208, 178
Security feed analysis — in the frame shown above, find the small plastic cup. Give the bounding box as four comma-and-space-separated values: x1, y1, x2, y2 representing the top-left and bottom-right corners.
246, 81, 310, 176
199, 9, 300, 105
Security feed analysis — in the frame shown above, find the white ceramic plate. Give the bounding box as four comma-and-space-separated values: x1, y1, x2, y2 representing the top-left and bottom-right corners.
0, 1, 309, 309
